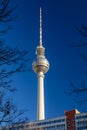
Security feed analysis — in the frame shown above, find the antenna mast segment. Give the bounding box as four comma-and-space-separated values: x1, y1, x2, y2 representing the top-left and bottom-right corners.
40, 7, 42, 47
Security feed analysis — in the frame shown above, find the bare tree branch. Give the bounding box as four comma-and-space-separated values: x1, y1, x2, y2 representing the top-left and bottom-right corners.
0, 0, 29, 128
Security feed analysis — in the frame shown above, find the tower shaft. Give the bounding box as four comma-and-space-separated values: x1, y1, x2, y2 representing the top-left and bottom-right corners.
37, 72, 45, 120
32, 7, 49, 121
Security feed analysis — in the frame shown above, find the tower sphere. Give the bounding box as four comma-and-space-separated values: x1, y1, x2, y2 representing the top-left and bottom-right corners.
32, 46, 49, 74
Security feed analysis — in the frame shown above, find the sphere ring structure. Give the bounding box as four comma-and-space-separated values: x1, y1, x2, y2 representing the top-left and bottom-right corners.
33, 56, 49, 74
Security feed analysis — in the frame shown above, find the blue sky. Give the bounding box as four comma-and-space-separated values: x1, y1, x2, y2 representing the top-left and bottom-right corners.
4, 0, 87, 121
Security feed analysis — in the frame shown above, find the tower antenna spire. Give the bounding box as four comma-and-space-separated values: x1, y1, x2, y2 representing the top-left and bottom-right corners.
40, 7, 42, 47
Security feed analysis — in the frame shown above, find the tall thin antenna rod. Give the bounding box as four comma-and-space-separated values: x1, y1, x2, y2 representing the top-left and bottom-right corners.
40, 7, 42, 47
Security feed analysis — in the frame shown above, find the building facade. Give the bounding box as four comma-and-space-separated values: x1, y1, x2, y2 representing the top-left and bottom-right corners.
24, 110, 87, 130
5, 109, 87, 130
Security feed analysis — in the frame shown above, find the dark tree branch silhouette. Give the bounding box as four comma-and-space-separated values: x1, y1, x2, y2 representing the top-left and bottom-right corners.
0, 91, 28, 129
0, 0, 29, 129
0, 41, 28, 91
67, 26, 87, 106
0, 0, 17, 23
0, 0, 28, 90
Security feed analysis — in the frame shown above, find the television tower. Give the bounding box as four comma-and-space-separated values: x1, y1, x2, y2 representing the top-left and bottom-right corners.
32, 7, 50, 120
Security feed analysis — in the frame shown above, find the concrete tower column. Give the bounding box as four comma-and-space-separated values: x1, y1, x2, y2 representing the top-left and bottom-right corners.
37, 72, 45, 120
